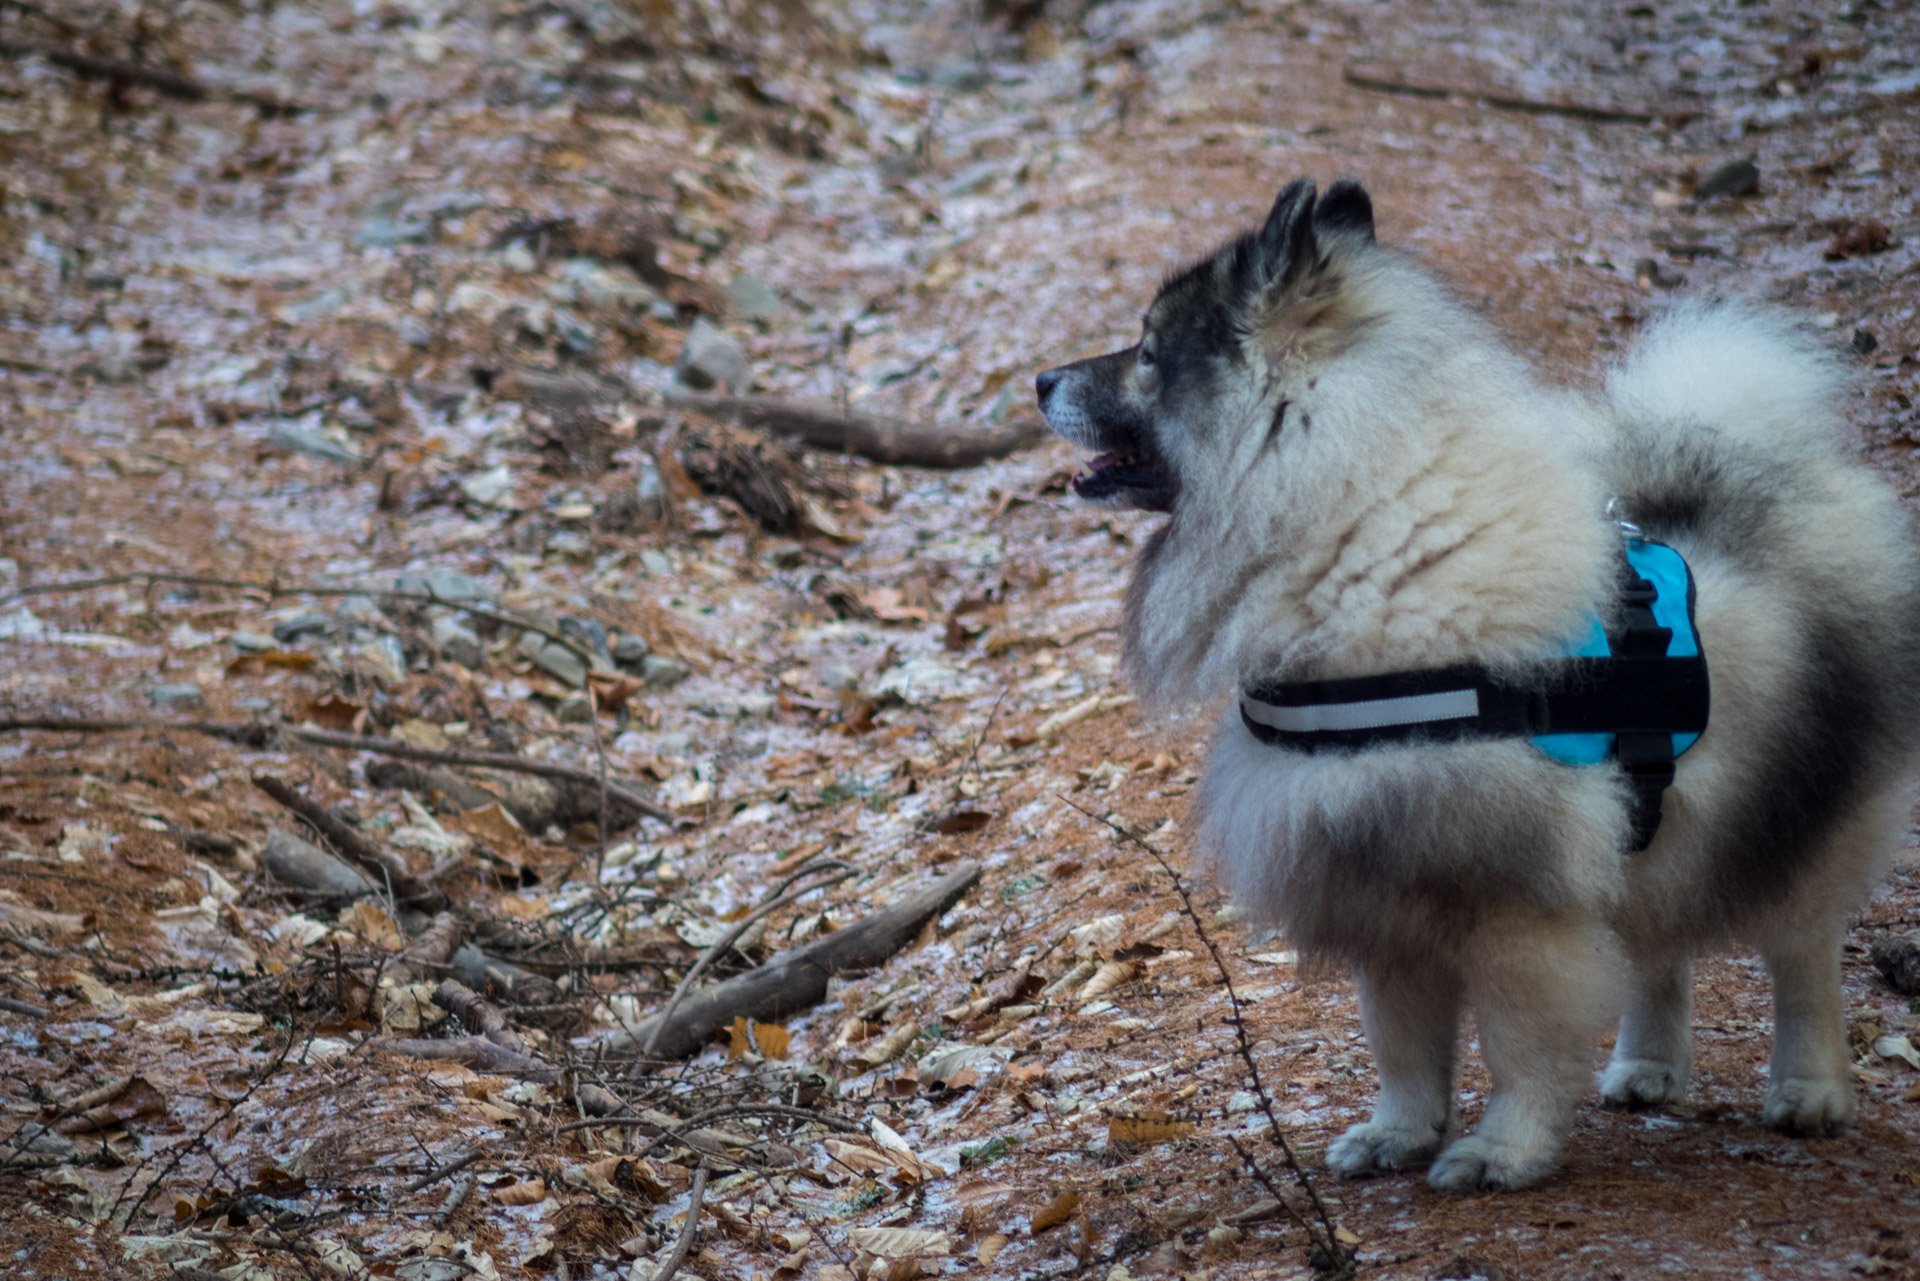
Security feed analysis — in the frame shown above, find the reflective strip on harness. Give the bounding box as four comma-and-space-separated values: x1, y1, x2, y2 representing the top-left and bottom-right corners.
1239, 686, 1480, 734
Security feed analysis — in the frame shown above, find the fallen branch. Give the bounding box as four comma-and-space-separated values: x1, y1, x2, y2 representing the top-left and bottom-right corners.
389, 912, 466, 984
367, 1037, 796, 1167
0, 571, 603, 674
0, 37, 305, 114
655, 1162, 710, 1281
0, 717, 677, 826
611, 863, 981, 1061
405, 1148, 485, 1194
642, 859, 855, 1056
251, 773, 450, 912
668, 390, 1043, 469
433, 979, 527, 1053
1341, 61, 1701, 126
0, 996, 49, 1018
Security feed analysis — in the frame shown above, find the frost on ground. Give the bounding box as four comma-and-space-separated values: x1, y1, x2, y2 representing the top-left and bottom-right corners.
2, 1, 1919, 1279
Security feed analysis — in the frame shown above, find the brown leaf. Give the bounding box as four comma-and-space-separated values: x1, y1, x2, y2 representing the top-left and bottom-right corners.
1106, 1110, 1196, 1146
935, 810, 992, 835
976, 1234, 1010, 1267
53, 1076, 168, 1134
492, 1177, 548, 1205
587, 670, 646, 713
302, 694, 363, 730
1079, 958, 1145, 1001
225, 650, 319, 677
1030, 1189, 1082, 1235
1826, 220, 1891, 259
450, 801, 527, 847
728, 1016, 792, 1060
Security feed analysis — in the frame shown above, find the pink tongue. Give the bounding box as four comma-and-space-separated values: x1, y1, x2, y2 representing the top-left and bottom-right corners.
1089, 451, 1124, 470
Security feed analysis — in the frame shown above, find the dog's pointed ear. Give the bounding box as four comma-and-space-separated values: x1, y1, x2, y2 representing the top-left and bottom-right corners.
1314, 178, 1374, 243
1254, 178, 1318, 291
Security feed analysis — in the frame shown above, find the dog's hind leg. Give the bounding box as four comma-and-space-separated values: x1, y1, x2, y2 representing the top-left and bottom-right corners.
1598, 954, 1693, 1108
1327, 963, 1459, 1177
1428, 914, 1618, 1193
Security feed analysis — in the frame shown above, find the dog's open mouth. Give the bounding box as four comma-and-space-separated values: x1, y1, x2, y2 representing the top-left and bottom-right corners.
1074, 448, 1175, 511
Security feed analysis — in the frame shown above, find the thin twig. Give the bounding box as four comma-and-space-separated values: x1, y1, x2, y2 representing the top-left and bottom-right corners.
1340, 61, 1700, 125
0, 716, 678, 825
0, 36, 305, 113
640, 861, 854, 1057
655, 1162, 710, 1281
553, 1101, 861, 1139
1060, 797, 1352, 1276
0, 996, 49, 1017
0, 571, 602, 673
405, 1149, 485, 1194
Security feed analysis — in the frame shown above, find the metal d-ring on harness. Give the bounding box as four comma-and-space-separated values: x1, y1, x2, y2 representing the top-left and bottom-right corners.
1238, 518, 1710, 851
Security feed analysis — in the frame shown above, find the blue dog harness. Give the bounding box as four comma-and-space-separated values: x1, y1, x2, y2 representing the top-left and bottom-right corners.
1240, 537, 1708, 850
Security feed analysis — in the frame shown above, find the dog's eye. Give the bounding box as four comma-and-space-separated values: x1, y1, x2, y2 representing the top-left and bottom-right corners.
1138, 345, 1156, 369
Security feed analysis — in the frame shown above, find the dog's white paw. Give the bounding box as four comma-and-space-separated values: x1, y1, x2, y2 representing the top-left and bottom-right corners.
1425, 1134, 1558, 1194
1763, 1077, 1853, 1136
1598, 1057, 1689, 1109
1326, 1121, 1445, 1178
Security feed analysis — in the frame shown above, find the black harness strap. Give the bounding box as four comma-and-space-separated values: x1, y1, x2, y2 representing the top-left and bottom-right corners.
1239, 551, 1707, 851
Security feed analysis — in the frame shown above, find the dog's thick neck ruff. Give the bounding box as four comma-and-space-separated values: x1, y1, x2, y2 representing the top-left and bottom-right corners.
1240, 536, 1709, 850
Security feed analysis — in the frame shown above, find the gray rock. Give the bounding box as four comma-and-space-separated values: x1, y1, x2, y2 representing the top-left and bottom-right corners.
230, 630, 278, 652
0, 557, 18, 593
399, 317, 433, 348
552, 258, 658, 312
355, 216, 436, 247
1871, 929, 1920, 995
360, 636, 410, 685
673, 317, 750, 392
639, 548, 673, 577
273, 613, 333, 644
521, 631, 588, 687
726, 274, 784, 322
1695, 158, 1759, 201
432, 615, 485, 669
555, 692, 595, 724
147, 683, 204, 709
641, 654, 691, 688
612, 633, 651, 667
930, 61, 991, 92
263, 826, 378, 901
335, 595, 385, 626
394, 568, 491, 605
634, 453, 668, 524
558, 616, 613, 667
267, 418, 359, 464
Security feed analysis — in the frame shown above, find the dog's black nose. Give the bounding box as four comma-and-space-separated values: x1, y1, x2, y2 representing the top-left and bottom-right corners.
1035, 368, 1061, 408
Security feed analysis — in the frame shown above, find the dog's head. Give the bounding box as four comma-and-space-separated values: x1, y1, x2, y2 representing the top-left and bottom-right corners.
1035, 177, 1378, 513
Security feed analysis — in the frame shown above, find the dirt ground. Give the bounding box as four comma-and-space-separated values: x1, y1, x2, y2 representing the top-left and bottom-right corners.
3, 1, 1919, 1278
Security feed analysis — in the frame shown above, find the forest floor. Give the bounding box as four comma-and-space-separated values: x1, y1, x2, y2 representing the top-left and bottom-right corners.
2, 1, 1919, 1279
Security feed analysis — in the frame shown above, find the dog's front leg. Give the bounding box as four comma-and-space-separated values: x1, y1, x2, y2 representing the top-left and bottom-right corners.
1427, 915, 1617, 1193
1327, 964, 1460, 1177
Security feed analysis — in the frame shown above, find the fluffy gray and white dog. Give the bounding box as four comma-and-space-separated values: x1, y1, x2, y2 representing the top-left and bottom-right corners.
1035, 176, 1920, 1192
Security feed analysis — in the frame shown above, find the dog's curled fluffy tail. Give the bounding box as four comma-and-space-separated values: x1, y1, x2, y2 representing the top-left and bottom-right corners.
1605, 300, 1847, 458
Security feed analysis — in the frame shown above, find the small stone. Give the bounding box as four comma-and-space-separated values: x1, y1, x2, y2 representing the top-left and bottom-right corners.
360, 637, 410, 686
639, 548, 673, 577
673, 316, 750, 392
1852, 328, 1880, 356
395, 568, 490, 605
1871, 929, 1920, 995
273, 613, 333, 644
612, 633, 651, 667
501, 240, 539, 273
432, 616, 485, 669
554, 693, 595, 724
641, 654, 691, 688
147, 683, 204, 708
0, 557, 18, 592
267, 417, 359, 463
522, 633, 588, 688
726, 274, 784, 321
354, 215, 434, 247
459, 464, 517, 509
399, 317, 432, 347
230, 630, 277, 652
558, 616, 613, 667
634, 453, 667, 524
1694, 158, 1759, 201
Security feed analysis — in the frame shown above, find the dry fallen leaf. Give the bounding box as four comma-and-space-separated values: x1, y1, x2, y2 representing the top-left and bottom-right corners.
339, 900, 406, 950
451, 800, 526, 846
846, 1228, 954, 1258
492, 1178, 547, 1206
934, 809, 993, 835
1031, 1189, 1083, 1234
302, 694, 363, 731
1106, 1111, 1196, 1146
224, 649, 318, 677
1079, 958, 1145, 1001
855, 1019, 920, 1068
728, 1016, 792, 1060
